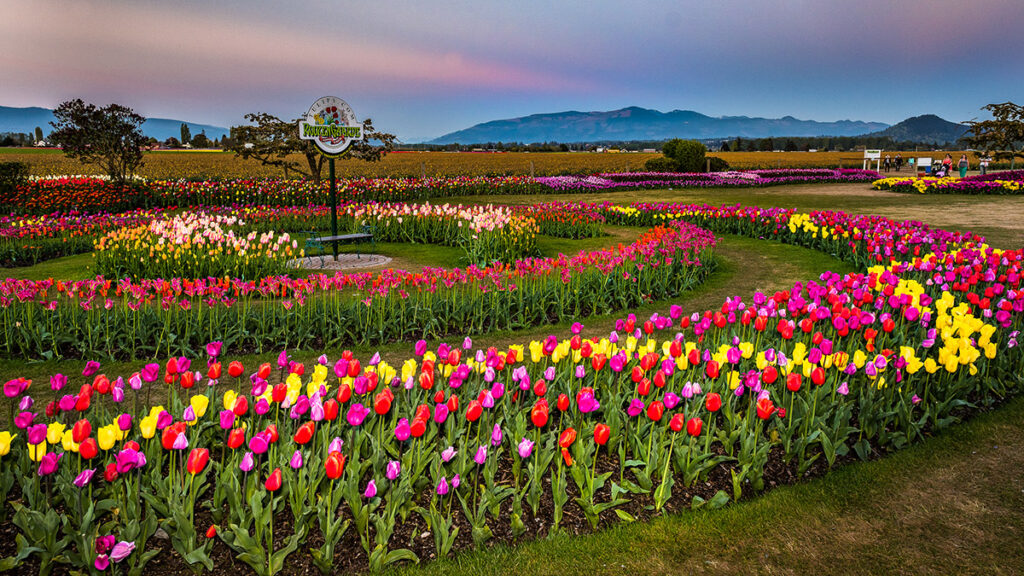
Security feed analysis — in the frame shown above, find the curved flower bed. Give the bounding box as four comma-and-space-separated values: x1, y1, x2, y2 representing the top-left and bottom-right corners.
0, 208, 167, 267
0, 203, 1021, 574
0, 219, 716, 359
873, 171, 1024, 194
537, 169, 879, 191
94, 212, 302, 280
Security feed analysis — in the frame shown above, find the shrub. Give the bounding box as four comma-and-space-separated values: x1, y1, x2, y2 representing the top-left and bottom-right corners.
663, 139, 707, 172
643, 157, 680, 172
707, 156, 730, 172
0, 161, 29, 195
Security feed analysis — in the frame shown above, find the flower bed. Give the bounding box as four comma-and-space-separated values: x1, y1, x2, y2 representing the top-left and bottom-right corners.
872, 171, 1024, 194
1, 176, 152, 212
0, 218, 716, 360
93, 211, 301, 280
0, 206, 1021, 574
537, 169, 879, 191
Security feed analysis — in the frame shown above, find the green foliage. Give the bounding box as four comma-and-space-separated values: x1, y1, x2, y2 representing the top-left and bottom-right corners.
963, 101, 1024, 169
0, 161, 29, 195
643, 157, 680, 172
661, 139, 707, 172
48, 99, 147, 184
180, 123, 192, 146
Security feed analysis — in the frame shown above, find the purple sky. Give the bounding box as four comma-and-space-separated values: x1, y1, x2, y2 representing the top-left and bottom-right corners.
2, 0, 1021, 141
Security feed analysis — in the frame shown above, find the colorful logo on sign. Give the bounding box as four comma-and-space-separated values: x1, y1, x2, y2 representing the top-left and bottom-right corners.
298, 96, 363, 157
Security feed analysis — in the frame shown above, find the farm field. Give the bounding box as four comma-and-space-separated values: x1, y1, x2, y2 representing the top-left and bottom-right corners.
0, 148, 984, 179
2, 170, 1024, 576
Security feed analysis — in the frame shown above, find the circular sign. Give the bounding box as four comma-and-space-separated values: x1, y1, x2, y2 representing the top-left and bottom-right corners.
298, 96, 363, 157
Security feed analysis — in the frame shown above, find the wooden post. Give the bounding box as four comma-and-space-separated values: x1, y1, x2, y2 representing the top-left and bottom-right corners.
706, 158, 711, 172
530, 161, 534, 178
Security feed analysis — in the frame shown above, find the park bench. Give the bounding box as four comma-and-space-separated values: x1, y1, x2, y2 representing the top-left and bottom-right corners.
303, 225, 375, 264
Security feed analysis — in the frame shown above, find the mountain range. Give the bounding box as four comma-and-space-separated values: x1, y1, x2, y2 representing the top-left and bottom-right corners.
862, 114, 969, 145
428, 107, 893, 144
0, 105, 229, 141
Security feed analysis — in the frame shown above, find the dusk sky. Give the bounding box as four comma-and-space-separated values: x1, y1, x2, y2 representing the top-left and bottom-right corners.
2, 0, 1022, 141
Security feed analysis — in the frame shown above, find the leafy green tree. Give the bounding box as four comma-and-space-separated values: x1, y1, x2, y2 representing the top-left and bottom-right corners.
661, 139, 707, 172
48, 99, 146, 184
34, 126, 43, 143
963, 102, 1024, 169
180, 123, 192, 146
191, 131, 211, 149
227, 112, 397, 182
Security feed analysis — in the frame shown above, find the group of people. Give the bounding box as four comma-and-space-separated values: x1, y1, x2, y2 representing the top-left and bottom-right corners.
882, 154, 904, 172
932, 154, 970, 178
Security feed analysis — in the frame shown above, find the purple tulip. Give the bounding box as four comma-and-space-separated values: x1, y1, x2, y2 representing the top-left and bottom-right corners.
249, 433, 269, 455
141, 363, 159, 383
206, 341, 222, 359
251, 379, 268, 397
433, 403, 449, 424
386, 460, 401, 480
116, 449, 140, 474
73, 468, 95, 488
394, 418, 411, 441
517, 437, 534, 459
474, 445, 487, 465
277, 350, 289, 369
837, 382, 849, 396
183, 405, 196, 423
38, 452, 61, 476
451, 474, 460, 489
219, 410, 235, 430
239, 451, 255, 472
441, 446, 456, 462
663, 392, 680, 410
172, 433, 188, 450
27, 423, 47, 445
369, 352, 381, 366
543, 366, 556, 381
15, 411, 35, 430
346, 403, 369, 427
50, 373, 67, 392
3, 379, 23, 398
364, 479, 377, 498
491, 381, 505, 400
58, 395, 77, 412
128, 373, 142, 391
415, 340, 427, 356
18, 396, 33, 411
82, 360, 101, 377
255, 398, 270, 415
911, 394, 922, 405
110, 541, 135, 563
436, 476, 449, 495
290, 395, 310, 419
289, 450, 303, 469
577, 391, 600, 413
117, 413, 132, 432
627, 399, 644, 417
328, 437, 344, 454
575, 365, 586, 379
94, 555, 109, 571
491, 423, 503, 447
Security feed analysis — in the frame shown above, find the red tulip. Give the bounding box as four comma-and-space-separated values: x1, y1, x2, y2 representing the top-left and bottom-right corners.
646, 400, 665, 421
556, 394, 570, 412
686, 417, 703, 437
705, 361, 720, 379
347, 360, 361, 378
756, 398, 776, 420
532, 379, 547, 397
637, 378, 652, 397
325, 452, 346, 480
72, 419, 92, 443
271, 383, 287, 403
446, 395, 459, 414
180, 371, 195, 389
257, 363, 272, 380
374, 392, 392, 416
323, 399, 339, 421
593, 423, 610, 446
293, 421, 315, 445
669, 340, 682, 358
265, 468, 282, 491
94, 375, 110, 395
228, 361, 244, 378
410, 418, 426, 438
531, 399, 549, 428
591, 353, 606, 371
161, 427, 179, 450
465, 400, 482, 422
265, 424, 279, 443
208, 363, 222, 380
336, 384, 352, 404
186, 448, 209, 475
104, 462, 119, 482
652, 370, 666, 389
561, 448, 573, 467
227, 428, 245, 449
232, 396, 249, 417
558, 428, 577, 449
811, 366, 826, 386
762, 366, 778, 385
205, 525, 217, 539
79, 437, 98, 460
705, 392, 722, 412
786, 373, 802, 392
687, 348, 701, 366
669, 413, 685, 432
631, 366, 645, 384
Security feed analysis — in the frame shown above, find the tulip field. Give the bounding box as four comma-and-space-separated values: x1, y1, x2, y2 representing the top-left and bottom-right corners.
2, 168, 1024, 575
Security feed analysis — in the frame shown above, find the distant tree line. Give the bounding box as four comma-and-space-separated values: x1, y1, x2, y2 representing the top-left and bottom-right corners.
397, 135, 966, 153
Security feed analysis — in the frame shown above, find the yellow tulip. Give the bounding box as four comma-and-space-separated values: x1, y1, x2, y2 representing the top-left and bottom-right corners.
140, 416, 157, 439
0, 431, 15, 457
28, 441, 47, 461
47, 422, 66, 445
98, 425, 118, 451
61, 430, 79, 452
191, 395, 210, 419
222, 390, 239, 411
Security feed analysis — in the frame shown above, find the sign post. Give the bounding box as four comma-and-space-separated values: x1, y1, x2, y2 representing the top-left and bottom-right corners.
298, 96, 363, 260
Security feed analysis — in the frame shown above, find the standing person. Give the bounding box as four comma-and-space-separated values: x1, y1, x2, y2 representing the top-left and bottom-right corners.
884, 154, 891, 172
958, 154, 969, 178
895, 154, 903, 171
980, 155, 990, 175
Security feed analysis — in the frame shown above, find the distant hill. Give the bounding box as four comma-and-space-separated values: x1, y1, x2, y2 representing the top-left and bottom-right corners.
864, 114, 969, 145
428, 106, 889, 144
0, 105, 230, 141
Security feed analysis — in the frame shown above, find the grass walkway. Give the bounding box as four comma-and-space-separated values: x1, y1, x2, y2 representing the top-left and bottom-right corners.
387, 394, 1024, 576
